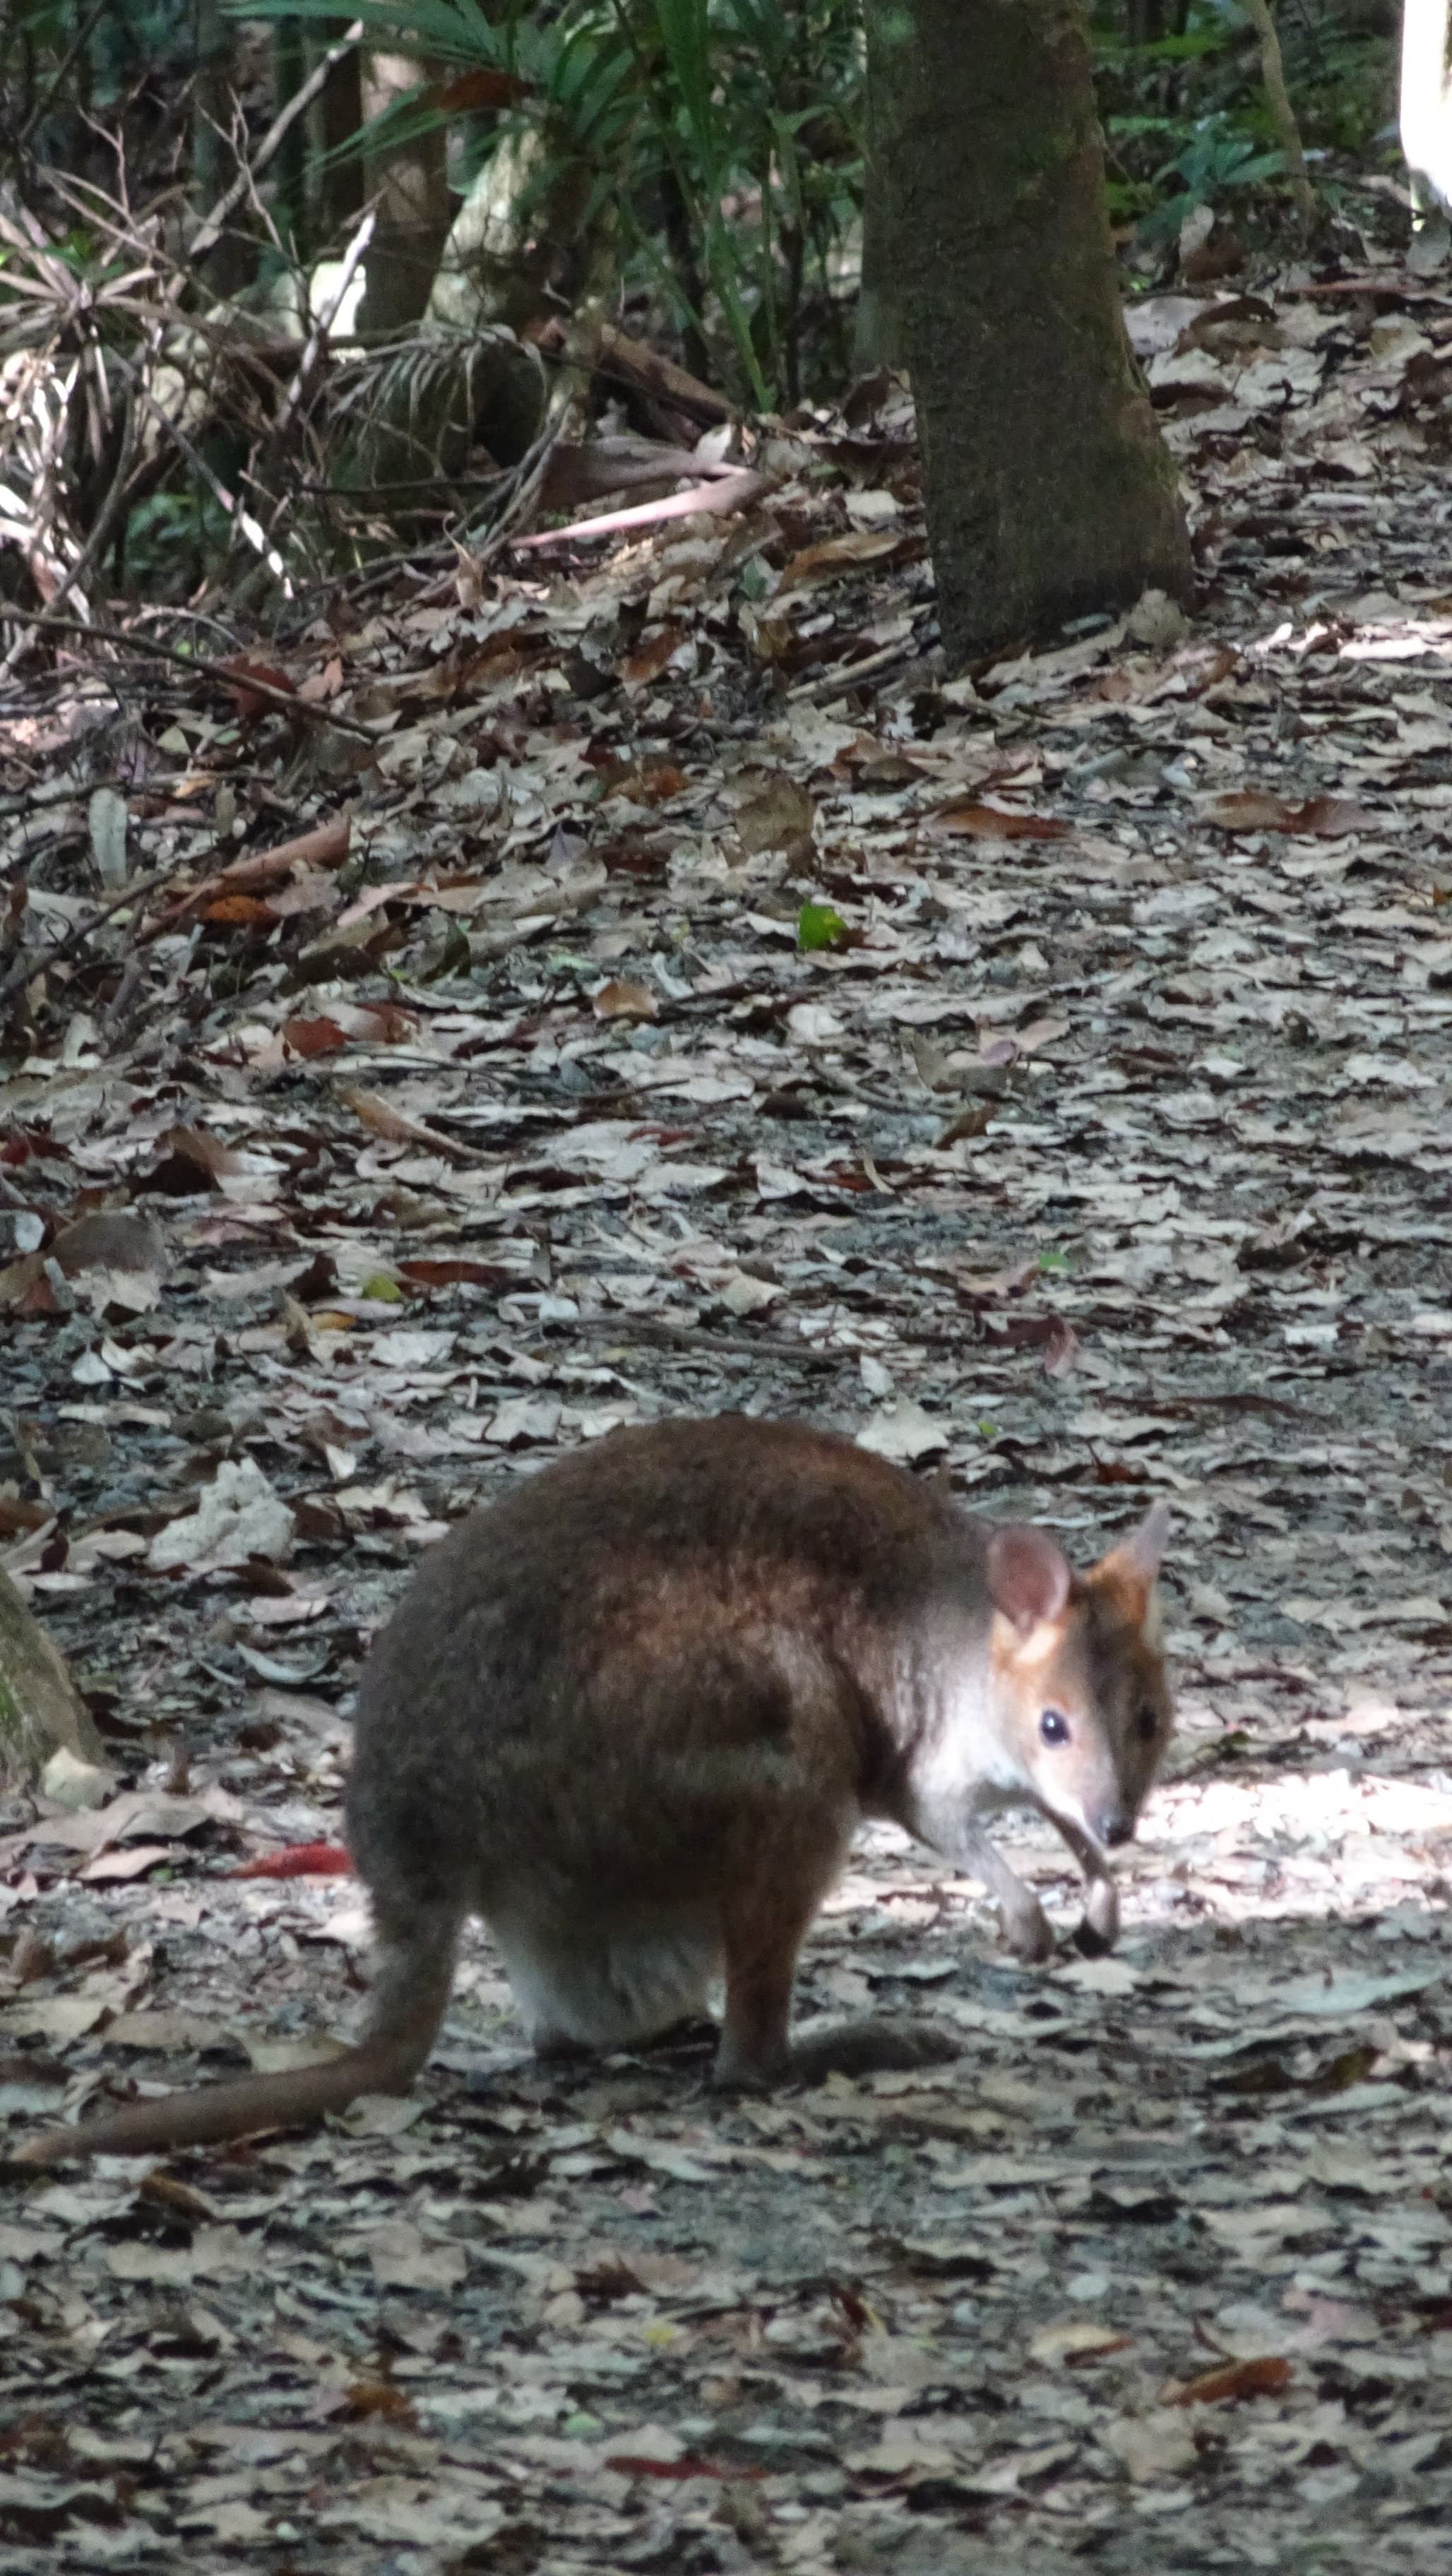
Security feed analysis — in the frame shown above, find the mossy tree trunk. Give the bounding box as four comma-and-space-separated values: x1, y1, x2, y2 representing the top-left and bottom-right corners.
865, 0, 1191, 662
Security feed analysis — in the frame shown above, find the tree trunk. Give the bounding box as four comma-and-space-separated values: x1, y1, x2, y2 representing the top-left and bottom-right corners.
0, 1569, 105, 1788
853, 68, 905, 373
321, 16, 366, 238
273, 16, 309, 261
1401, 0, 1452, 216
868, 0, 1191, 663
357, 52, 453, 335
194, 0, 246, 298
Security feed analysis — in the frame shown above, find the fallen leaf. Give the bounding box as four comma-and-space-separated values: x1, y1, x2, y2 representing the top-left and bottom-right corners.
1164, 2356, 1293, 2407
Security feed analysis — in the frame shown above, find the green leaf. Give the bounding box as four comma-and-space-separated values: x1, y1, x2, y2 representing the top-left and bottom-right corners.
361, 1273, 405, 1303
797, 902, 847, 953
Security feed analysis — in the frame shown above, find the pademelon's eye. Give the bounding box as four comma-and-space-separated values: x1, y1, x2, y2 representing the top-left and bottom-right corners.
1040, 1708, 1070, 1747
1133, 1705, 1160, 1743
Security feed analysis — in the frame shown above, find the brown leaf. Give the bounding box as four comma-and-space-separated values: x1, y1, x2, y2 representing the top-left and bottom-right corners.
621, 624, 685, 688
934, 1104, 995, 1147
397, 1258, 517, 1289
605, 2455, 764, 2483
1202, 791, 1376, 836
218, 653, 296, 720
296, 657, 345, 705
336, 1087, 487, 1166
201, 894, 277, 926
930, 801, 1071, 840
1164, 2356, 1293, 2407
593, 977, 660, 1022
0, 1251, 54, 1311
281, 1015, 350, 1059
777, 530, 903, 590
339, 2380, 418, 2426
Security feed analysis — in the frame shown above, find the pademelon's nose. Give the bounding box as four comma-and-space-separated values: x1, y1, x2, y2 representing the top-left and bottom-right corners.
1100, 1811, 1134, 1849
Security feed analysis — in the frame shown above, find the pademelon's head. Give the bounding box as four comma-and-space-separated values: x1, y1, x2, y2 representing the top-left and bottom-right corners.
987, 1503, 1172, 1852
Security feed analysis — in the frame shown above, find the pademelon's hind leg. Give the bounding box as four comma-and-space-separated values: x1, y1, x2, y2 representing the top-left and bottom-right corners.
712, 1822, 963, 2091
486, 1909, 720, 2058
713, 1823, 855, 2089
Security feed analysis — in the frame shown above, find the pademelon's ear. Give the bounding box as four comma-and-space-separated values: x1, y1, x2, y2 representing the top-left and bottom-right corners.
1091, 1500, 1170, 1626
987, 1525, 1072, 1636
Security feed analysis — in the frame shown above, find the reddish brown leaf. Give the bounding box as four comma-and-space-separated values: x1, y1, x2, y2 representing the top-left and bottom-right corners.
230, 1844, 352, 1880
218, 653, 297, 720
201, 894, 277, 926
281, 1016, 350, 1058
931, 801, 1071, 840
397, 1258, 516, 1289
1165, 2356, 1293, 2407
338, 2379, 417, 2423
605, 2456, 765, 2483
621, 624, 685, 687
1203, 791, 1376, 837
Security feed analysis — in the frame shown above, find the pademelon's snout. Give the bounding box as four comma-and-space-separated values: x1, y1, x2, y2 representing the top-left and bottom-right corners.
1097, 1806, 1136, 1849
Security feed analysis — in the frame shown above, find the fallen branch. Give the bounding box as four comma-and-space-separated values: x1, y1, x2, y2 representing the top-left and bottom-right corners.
511, 465, 773, 551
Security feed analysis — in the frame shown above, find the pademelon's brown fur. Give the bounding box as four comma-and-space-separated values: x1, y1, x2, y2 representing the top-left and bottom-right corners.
11, 1417, 1171, 2164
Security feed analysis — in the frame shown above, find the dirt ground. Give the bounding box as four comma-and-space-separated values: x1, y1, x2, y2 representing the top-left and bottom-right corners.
2, 270, 1451, 2571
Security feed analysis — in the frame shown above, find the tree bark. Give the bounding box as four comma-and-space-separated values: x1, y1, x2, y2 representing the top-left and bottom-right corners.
0, 1569, 105, 1788
854, 59, 905, 373
1401, 0, 1452, 216
194, 0, 246, 298
321, 16, 366, 237
1241, 0, 1316, 233
868, 0, 1192, 663
357, 52, 453, 335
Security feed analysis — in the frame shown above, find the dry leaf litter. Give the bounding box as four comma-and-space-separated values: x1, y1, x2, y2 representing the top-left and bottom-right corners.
1, 276, 1451, 2574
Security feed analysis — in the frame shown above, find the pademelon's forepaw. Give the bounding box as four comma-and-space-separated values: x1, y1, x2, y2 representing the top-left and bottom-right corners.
1073, 1878, 1119, 1957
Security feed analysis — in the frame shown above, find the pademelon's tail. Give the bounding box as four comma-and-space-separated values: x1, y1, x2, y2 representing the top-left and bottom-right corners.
8, 1909, 460, 2166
